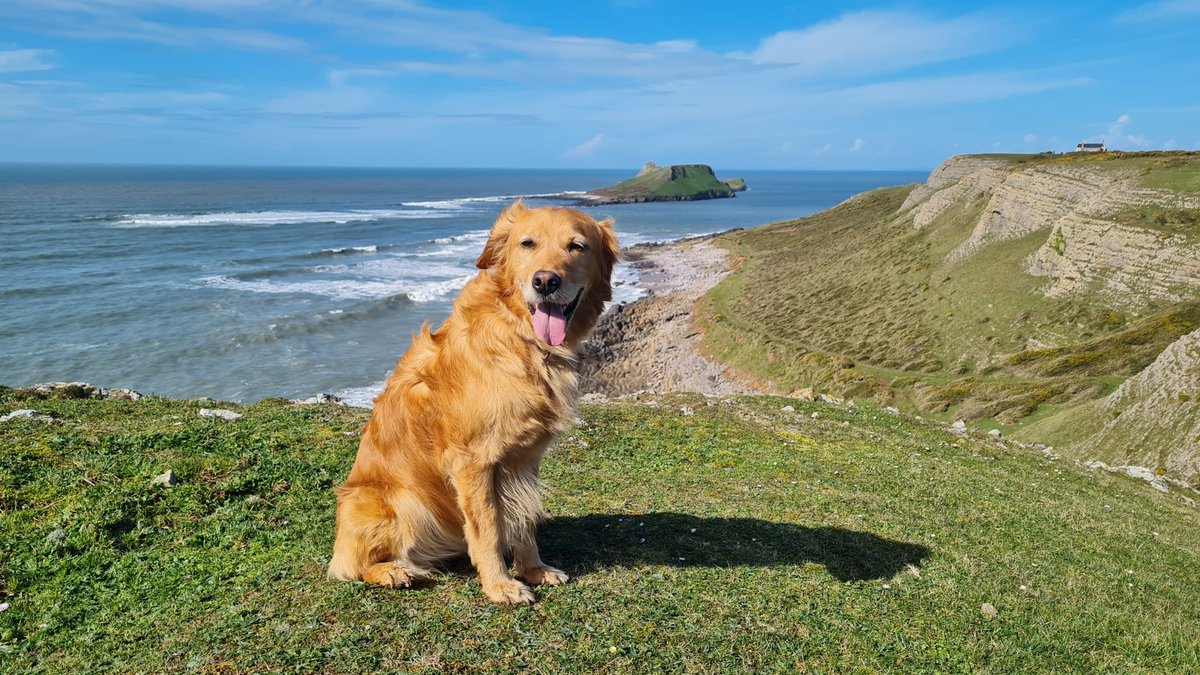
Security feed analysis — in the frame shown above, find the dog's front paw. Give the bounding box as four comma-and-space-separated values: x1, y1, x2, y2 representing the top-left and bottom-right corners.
484, 578, 536, 605
520, 565, 569, 587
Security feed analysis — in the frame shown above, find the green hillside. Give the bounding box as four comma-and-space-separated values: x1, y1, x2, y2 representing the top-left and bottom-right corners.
588, 164, 736, 204
699, 152, 1200, 481
2, 388, 1198, 672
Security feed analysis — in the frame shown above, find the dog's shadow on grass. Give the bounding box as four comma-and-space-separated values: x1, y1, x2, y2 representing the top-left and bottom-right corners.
538, 513, 930, 582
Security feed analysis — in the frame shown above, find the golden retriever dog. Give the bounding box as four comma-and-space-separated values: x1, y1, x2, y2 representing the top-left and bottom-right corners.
328, 200, 618, 604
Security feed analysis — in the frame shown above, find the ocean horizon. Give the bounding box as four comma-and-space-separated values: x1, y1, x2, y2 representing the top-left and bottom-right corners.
0, 164, 926, 405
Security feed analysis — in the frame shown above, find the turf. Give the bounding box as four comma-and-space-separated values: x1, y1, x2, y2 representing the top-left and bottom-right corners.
2, 390, 1199, 673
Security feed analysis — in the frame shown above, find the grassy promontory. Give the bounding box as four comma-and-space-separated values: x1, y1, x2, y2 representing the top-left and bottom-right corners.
2, 386, 1199, 672
586, 164, 738, 204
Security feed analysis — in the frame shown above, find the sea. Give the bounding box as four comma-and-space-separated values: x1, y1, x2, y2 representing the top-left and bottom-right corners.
0, 165, 926, 406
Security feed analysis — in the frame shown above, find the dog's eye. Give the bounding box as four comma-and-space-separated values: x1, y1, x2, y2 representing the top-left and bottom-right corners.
520, 239, 536, 249
568, 241, 586, 252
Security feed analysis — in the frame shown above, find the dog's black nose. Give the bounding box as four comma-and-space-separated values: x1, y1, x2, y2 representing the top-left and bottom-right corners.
532, 271, 562, 296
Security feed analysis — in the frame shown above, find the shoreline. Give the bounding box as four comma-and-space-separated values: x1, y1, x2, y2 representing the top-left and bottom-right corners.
579, 234, 753, 397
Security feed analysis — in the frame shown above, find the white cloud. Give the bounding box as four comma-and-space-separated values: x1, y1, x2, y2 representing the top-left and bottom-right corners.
1164, 138, 1178, 150
1023, 133, 1038, 145
1117, 0, 1200, 22
562, 133, 604, 158
812, 142, 832, 155
750, 10, 1015, 76
816, 72, 1091, 111
0, 48, 54, 73
849, 138, 865, 152
1097, 113, 1152, 149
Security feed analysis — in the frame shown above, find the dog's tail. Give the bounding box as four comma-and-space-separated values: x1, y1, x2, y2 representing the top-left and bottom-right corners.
327, 484, 378, 581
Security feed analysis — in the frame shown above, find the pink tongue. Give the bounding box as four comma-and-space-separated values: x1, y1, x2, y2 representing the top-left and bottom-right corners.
532, 302, 568, 346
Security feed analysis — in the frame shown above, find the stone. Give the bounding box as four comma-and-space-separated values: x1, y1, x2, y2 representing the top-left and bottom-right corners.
1117, 465, 1156, 482
0, 409, 58, 424
980, 603, 998, 621
680, 406, 695, 417
151, 470, 178, 488
781, 405, 795, 413
199, 408, 241, 421
949, 420, 967, 435
988, 429, 1002, 438
34, 382, 98, 399
100, 388, 143, 401
45, 529, 68, 544
295, 393, 344, 405
792, 388, 816, 402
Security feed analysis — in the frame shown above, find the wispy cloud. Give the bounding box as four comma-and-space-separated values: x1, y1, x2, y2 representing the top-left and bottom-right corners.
849, 138, 865, 152
0, 2, 308, 52
0, 48, 55, 73
748, 10, 1017, 77
562, 133, 604, 158
1116, 0, 1200, 22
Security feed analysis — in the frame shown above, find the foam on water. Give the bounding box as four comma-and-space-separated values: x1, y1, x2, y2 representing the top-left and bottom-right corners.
198, 271, 474, 302
321, 245, 379, 254
114, 209, 453, 227
405, 191, 585, 211
335, 381, 387, 408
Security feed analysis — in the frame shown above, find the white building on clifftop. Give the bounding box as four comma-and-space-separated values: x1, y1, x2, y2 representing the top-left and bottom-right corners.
1076, 142, 1106, 153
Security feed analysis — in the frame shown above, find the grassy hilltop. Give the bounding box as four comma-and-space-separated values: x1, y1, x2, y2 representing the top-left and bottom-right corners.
2, 387, 1199, 672
587, 164, 739, 204
699, 151, 1200, 483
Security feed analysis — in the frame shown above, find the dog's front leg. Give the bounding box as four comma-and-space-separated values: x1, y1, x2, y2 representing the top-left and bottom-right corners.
452, 463, 536, 605
513, 527, 569, 587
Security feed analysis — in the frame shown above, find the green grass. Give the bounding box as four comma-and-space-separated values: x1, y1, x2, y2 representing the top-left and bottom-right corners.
592, 165, 735, 202
696, 186, 1141, 423
3, 390, 1200, 672
1112, 205, 1200, 236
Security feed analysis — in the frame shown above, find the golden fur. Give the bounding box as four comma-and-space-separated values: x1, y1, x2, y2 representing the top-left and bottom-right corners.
328, 201, 618, 604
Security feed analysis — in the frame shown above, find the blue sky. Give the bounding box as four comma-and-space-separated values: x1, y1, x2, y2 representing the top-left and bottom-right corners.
1, 1, 1197, 169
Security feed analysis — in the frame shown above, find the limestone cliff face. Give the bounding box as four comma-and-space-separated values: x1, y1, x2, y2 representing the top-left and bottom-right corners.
899, 155, 1012, 212
902, 155, 1200, 306
1066, 327, 1200, 482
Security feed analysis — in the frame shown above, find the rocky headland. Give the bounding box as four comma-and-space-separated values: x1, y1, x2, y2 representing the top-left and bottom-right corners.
582, 163, 745, 205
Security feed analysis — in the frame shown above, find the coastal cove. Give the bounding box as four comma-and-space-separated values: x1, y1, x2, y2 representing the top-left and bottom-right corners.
0, 165, 923, 405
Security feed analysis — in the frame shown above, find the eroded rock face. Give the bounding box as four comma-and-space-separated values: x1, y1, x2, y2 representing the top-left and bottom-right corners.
902, 156, 1200, 307
900, 156, 1013, 213
1076, 328, 1200, 483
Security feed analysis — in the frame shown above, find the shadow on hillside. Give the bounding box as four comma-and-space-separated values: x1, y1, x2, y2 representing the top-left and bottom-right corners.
537, 513, 930, 583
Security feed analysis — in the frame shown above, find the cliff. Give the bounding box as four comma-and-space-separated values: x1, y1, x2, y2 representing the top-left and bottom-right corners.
903, 153, 1200, 305
698, 151, 1200, 484
586, 163, 739, 204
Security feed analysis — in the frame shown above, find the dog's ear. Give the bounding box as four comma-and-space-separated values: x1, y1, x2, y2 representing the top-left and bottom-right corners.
476, 199, 528, 269
595, 216, 620, 280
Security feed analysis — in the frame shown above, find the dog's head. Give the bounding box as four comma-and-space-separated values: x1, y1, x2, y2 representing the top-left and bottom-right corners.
476, 200, 619, 348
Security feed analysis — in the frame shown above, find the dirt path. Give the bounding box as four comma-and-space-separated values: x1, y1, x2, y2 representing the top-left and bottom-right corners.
579, 238, 752, 396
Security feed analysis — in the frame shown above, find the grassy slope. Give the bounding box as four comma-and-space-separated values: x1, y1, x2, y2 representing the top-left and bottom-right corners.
3, 390, 1199, 673
698, 153, 1200, 439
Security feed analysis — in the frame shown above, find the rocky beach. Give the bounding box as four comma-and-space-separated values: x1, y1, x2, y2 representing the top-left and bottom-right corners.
580, 237, 752, 397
